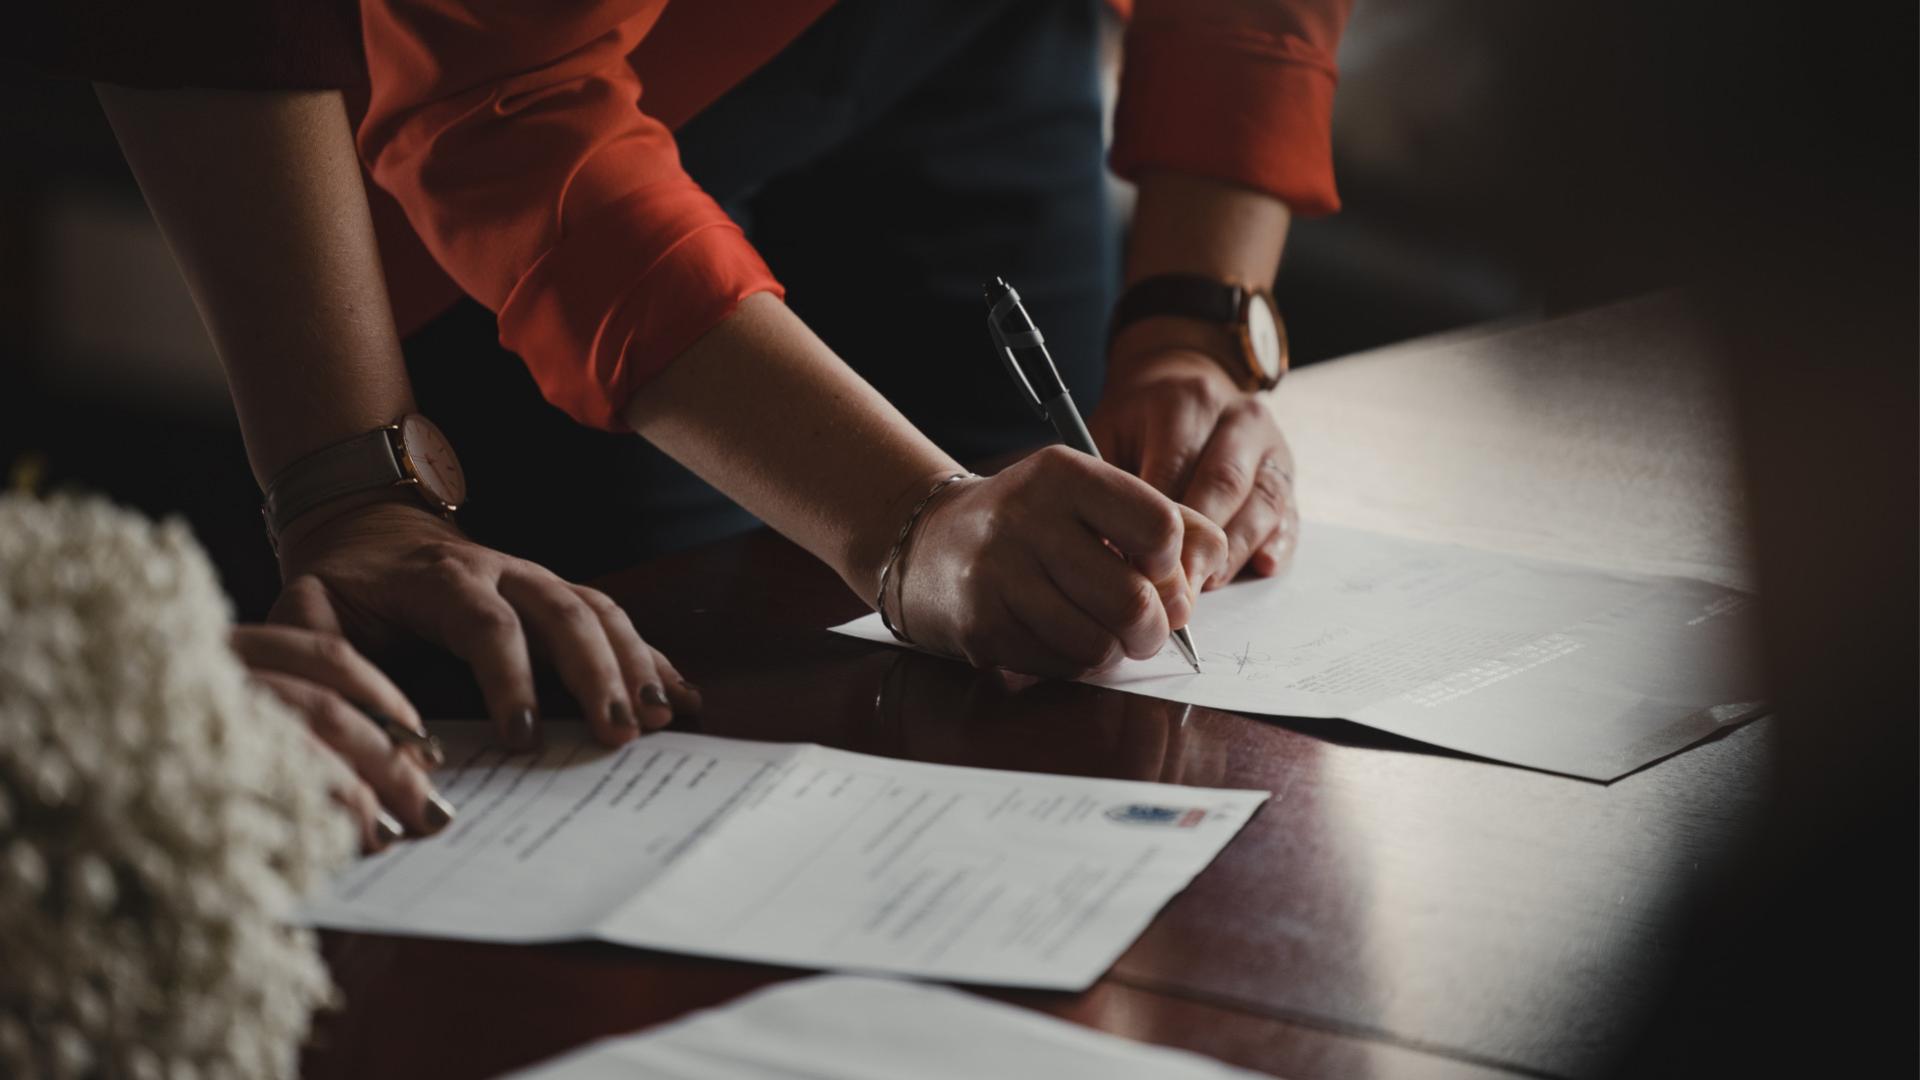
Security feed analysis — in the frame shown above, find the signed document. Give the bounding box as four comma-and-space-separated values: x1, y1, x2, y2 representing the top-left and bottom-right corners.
506, 975, 1269, 1079
834, 524, 1765, 781
305, 725, 1266, 990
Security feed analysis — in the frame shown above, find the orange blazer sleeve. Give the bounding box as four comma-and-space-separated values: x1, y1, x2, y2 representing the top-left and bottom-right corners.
356, 0, 783, 431
1111, 0, 1352, 217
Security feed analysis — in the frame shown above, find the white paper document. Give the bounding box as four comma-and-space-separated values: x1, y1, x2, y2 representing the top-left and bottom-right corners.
834, 523, 1766, 781
505, 975, 1270, 1079
305, 725, 1266, 989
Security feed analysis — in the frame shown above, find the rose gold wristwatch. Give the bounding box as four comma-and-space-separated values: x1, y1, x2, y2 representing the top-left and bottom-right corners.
262, 413, 467, 545
1111, 273, 1290, 391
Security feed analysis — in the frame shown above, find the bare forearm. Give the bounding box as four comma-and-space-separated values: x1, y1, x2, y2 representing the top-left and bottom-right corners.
1116, 172, 1293, 368
1126, 171, 1291, 285
95, 86, 414, 489
623, 294, 961, 603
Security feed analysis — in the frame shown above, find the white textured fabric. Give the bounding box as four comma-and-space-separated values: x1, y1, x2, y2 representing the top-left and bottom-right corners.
0, 495, 354, 1079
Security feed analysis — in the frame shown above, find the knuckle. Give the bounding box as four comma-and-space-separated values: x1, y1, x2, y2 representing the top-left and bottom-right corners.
1231, 397, 1270, 423
1182, 378, 1228, 411
599, 602, 637, 634
1149, 501, 1185, 548
575, 587, 622, 618
304, 696, 354, 740
1250, 464, 1288, 506
465, 603, 519, 639
417, 540, 470, 567
1035, 444, 1077, 468
1191, 381, 1233, 413
1147, 451, 1192, 491
1035, 444, 1090, 479
309, 631, 357, 669
283, 575, 326, 602
525, 585, 585, 622
1194, 456, 1251, 496
384, 761, 433, 803
1122, 579, 1161, 628
422, 551, 472, 586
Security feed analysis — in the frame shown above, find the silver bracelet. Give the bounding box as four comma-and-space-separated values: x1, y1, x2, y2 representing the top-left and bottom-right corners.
876, 472, 975, 645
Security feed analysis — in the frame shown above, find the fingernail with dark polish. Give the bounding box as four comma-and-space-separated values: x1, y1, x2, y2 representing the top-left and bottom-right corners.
677, 678, 700, 695
640, 684, 670, 708
505, 708, 540, 752
422, 792, 456, 833
374, 811, 405, 848
609, 700, 639, 730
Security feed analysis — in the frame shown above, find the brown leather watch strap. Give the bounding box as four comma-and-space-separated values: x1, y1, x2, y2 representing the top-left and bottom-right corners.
1112, 273, 1247, 335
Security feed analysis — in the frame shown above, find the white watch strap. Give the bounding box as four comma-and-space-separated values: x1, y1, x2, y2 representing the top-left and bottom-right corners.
262, 427, 406, 539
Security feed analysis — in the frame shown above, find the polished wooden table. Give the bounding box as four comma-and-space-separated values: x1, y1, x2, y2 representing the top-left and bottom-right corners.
307, 298, 1767, 1079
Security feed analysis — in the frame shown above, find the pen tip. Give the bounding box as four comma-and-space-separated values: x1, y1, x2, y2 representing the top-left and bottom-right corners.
1170, 629, 1202, 674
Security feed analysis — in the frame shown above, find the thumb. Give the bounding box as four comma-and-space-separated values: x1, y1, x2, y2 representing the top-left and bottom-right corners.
268, 574, 345, 636
1148, 557, 1195, 633
1177, 506, 1229, 594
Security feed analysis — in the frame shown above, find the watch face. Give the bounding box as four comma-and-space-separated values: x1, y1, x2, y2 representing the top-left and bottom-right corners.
1244, 292, 1288, 385
397, 414, 467, 512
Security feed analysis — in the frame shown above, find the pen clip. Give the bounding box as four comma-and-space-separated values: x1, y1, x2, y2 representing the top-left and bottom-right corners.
985, 281, 1051, 420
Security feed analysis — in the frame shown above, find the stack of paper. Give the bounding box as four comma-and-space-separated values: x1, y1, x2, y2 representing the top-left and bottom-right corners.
305, 724, 1267, 990
505, 975, 1271, 1079
834, 523, 1766, 780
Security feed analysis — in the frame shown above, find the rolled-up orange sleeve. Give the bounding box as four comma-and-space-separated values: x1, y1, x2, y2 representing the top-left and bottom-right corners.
1111, 0, 1352, 217
357, 0, 782, 431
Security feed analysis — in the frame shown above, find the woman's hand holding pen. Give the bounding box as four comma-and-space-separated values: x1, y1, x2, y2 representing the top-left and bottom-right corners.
891, 446, 1228, 679
623, 293, 1224, 681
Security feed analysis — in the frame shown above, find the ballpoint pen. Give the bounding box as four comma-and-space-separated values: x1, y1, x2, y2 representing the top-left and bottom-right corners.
984, 276, 1203, 674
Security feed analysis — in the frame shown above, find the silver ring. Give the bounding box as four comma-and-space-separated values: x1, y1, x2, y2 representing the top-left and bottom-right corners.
1260, 457, 1294, 488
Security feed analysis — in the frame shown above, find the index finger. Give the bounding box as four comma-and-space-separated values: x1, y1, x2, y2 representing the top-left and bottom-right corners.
499, 569, 638, 747
1179, 401, 1275, 528
1048, 451, 1188, 585
404, 563, 542, 752
1176, 506, 1230, 597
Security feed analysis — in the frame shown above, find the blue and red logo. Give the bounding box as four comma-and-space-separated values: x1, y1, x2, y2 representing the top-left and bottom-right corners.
1104, 804, 1207, 828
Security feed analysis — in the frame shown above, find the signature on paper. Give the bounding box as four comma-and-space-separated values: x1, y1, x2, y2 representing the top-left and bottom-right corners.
1190, 625, 1355, 681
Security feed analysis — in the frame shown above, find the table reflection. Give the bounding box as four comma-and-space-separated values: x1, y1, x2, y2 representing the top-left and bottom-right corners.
869, 651, 1225, 785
